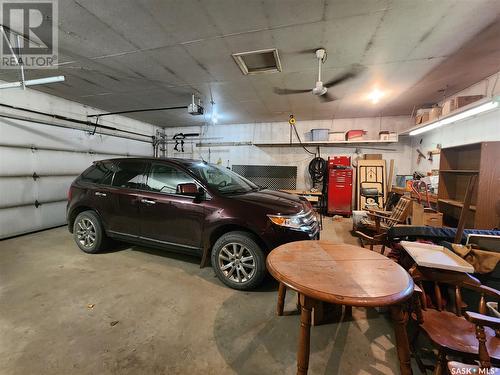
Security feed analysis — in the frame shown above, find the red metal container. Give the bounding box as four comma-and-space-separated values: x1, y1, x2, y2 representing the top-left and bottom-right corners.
327, 156, 353, 216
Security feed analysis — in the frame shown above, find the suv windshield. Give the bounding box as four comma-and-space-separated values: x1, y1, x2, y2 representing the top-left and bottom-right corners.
188, 162, 259, 194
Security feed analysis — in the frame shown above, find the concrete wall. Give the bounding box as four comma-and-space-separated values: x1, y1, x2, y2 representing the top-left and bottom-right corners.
162, 116, 414, 190
408, 71, 500, 173
0, 84, 155, 239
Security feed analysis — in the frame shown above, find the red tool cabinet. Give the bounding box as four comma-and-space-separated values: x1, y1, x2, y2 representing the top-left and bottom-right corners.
327, 156, 353, 216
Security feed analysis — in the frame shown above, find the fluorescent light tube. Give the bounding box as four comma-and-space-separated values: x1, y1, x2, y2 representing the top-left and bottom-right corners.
0, 75, 65, 89
24, 76, 65, 87
409, 99, 499, 136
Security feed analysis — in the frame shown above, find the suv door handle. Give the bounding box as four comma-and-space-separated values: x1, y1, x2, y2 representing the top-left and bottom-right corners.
95, 192, 107, 197
140, 198, 156, 205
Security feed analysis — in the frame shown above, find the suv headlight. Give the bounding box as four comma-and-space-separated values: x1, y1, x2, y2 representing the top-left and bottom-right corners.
267, 214, 303, 229
267, 210, 317, 232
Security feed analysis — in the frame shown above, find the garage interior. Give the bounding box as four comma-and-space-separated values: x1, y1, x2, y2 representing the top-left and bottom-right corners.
1, 1, 500, 374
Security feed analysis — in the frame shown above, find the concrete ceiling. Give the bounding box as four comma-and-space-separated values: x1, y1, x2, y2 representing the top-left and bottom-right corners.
1, 0, 500, 127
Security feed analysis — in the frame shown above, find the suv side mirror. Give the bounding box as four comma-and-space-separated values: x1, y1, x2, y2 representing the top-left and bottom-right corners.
176, 183, 203, 198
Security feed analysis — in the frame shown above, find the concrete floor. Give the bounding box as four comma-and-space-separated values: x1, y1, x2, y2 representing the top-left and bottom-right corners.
0, 217, 414, 375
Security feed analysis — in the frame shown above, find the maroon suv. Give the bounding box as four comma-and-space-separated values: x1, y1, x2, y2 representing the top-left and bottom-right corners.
67, 158, 319, 290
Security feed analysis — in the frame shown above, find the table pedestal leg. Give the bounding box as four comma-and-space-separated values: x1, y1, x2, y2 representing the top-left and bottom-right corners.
390, 304, 412, 375
297, 294, 314, 375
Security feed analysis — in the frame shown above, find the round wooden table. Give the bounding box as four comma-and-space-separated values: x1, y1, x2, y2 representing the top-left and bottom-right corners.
267, 240, 414, 375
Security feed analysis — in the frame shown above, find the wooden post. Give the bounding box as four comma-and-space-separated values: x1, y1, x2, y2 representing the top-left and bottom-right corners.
454, 174, 477, 243
387, 159, 395, 197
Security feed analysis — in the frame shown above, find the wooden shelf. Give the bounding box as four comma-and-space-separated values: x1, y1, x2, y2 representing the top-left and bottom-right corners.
438, 198, 476, 211
254, 139, 398, 147
440, 170, 479, 174
438, 142, 499, 229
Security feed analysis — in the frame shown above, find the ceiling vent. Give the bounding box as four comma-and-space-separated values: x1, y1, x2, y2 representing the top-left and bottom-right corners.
232, 48, 282, 75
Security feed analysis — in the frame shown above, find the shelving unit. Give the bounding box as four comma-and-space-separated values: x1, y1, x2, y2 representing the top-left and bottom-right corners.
254, 139, 398, 147
438, 142, 500, 229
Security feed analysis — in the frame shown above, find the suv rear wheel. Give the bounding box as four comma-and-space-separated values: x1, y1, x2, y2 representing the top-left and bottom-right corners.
73, 210, 107, 254
211, 231, 266, 290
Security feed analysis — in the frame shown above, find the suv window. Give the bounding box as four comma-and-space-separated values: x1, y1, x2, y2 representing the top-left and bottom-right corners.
80, 161, 114, 185
145, 163, 196, 194
112, 161, 147, 189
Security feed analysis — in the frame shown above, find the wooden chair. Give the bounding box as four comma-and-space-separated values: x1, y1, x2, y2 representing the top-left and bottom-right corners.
447, 312, 500, 374
409, 266, 500, 374
355, 195, 412, 253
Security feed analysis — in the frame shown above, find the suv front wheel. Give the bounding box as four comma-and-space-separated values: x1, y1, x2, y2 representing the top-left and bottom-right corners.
211, 231, 266, 290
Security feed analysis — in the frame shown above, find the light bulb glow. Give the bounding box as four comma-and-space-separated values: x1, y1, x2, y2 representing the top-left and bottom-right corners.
367, 88, 385, 104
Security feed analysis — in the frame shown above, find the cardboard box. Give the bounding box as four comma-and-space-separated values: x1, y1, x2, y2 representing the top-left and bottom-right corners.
429, 107, 442, 121
364, 154, 382, 160
442, 100, 453, 116
415, 112, 429, 124
411, 202, 443, 227
329, 132, 345, 141
379, 131, 397, 141
453, 95, 484, 109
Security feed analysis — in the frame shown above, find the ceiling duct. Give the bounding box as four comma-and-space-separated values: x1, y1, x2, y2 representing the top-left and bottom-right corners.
232, 48, 282, 75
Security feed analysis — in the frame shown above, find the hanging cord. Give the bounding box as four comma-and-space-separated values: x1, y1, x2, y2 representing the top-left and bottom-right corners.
289, 114, 327, 218
308, 157, 327, 187
289, 115, 316, 156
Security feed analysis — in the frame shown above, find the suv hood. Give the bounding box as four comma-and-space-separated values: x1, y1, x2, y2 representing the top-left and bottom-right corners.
231, 189, 306, 215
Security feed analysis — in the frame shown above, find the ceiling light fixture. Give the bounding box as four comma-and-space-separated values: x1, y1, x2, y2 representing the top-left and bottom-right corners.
0, 75, 65, 89
409, 97, 499, 136
211, 104, 218, 124
367, 88, 385, 104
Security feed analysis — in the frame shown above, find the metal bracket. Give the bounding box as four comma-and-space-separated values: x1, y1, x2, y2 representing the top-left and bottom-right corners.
0, 26, 25, 89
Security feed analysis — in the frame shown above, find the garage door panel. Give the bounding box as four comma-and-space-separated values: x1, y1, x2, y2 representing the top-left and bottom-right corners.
0, 202, 67, 239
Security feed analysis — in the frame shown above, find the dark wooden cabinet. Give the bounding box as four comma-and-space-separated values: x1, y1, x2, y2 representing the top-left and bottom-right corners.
438, 142, 500, 229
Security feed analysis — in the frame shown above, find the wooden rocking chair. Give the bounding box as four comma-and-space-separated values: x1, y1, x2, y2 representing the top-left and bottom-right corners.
355, 195, 412, 253
410, 267, 500, 374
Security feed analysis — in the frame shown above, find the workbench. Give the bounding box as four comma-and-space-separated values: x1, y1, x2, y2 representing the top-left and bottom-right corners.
280, 190, 322, 203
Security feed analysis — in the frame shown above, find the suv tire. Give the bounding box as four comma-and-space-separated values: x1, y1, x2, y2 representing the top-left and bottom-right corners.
211, 231, 266, 290
73, 210, 107, 254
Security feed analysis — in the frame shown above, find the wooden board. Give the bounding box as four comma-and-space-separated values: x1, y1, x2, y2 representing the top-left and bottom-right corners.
400, 241, 474, 273
357, 159, 386, 210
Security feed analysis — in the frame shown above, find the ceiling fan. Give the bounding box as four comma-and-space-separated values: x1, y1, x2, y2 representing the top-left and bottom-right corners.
273, 48, 363, 102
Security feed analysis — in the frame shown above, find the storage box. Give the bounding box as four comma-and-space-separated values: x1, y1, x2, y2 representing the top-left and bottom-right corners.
346, 130, 366, 140
329, 132, 345, 141
412, 201, 443, 227
364, 154, 382, 160
379, 131, 397, 141
453, 95, 484, 110
415, 112, 429, 124
311, 128, 329, 141
442, 100, 453, 116
429, 107, 442, 121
